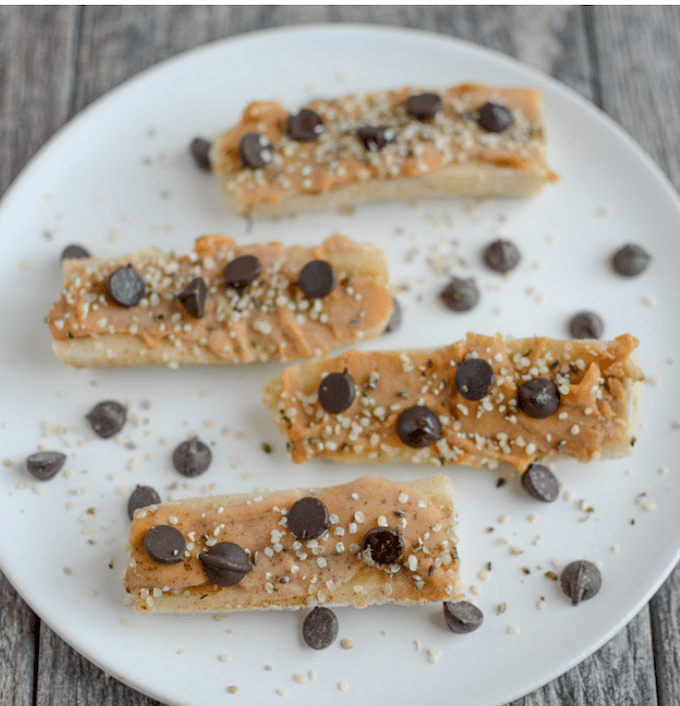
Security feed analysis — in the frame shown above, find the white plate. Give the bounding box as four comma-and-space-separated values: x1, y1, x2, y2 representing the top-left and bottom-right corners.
1, 24, 679, 706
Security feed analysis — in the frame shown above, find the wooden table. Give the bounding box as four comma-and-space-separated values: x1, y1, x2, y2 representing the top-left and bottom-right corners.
1, 6, 679, 705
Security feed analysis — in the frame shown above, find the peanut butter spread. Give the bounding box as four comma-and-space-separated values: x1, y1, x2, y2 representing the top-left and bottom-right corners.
267, 333, 643, 471
212, 84, 558, 214
47, 234, 392, 365
124, 476, 461, 611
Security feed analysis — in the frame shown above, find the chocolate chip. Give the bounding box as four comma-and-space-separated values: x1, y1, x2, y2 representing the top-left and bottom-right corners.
86, 400, 126, 438
199, 542, 253, 586
61, 244, 90, 260
302, 607, 339, 650
405, 92, 442, 120
455, 359, 495, 401
440, 277, 479, 312
356, 125, 396, 151
26, 451, 66, 481
443, 600, 484, 634
476, 101, 514, 132
177, 277, 208, 318
517, 378, 560, 419
318, 368, 355, 414
384, 296, 402, 334
172, 438, 212, 477
106, 264, 145, 307
238, 133, 273, 169
189, 137, 212, 171
286, 496, 331, 540
569, 311, 604, 339
296, 260, 337, 299
284, 109, 324, 142
612, 244, 651, 276
397, 405, 441, 448
223, 254, 262, 291
521, 464, 559, 502
144, 525, 186, 564
482, 239, 521, 273
361, 527, 404, 566
127, 484, 162, 521
560, 559, 602, 606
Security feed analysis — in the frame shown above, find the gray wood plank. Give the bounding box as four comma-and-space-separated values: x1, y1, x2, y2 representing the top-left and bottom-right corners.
651, 567, 680, 706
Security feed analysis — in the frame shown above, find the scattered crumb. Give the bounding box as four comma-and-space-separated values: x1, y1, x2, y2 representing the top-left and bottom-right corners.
536, 597, 547, 610
659, 466, 670, 475
276, 688, 288, 697
219, 654, 232, 663
227, 686, 238, 695
338, 681, 349, 692
611, 544, 621, 553
498, 514, 510, 524
507, 625, 521, 635
264, 664, 273, 671
427, 648, 442, 664
121, 617, 131, 627
340, 638, 353, 650
642, 295, 657, 308
414, 639, 422, 652
177, 648, 186, 655
497, 602, 507, 615
308, 670, 316, 681
293, 673, 307, 685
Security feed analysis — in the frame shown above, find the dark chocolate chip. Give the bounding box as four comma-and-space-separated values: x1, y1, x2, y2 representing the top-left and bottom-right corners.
384, 296, 402, 334
405, 92, 442, 120
177, 277, 208, 318
61, 244, 91, 260
443, 600, 484, 634
356, 125, 397, 151
569, 311, 604, 339
517, 378, 560, 419
612, 243, 651, 277
284, 109, 324, 142
476, 101, 514, 132
302, 607, 339, 650
172, 437, 212, 477
127, 484, 162, 521
397, 405, 441, 448
318, 368, 355, 414
223, 254, 262, 291
106, 264, 145, 307
144, 525, 186, 564
521, 463, 559, 502
455, 359, 495, 401
560, 559, 602, 606
361, 527, 404, 566
86, 400, 127, 438
238, 132, 273, 169
296, 260, 337, 299
482, 239, 521, 273
199, 542, 253, 586
440, 277, 480, 312
189, 137, 212, 171
26, 451, 66, 481
286, 496, 331, 540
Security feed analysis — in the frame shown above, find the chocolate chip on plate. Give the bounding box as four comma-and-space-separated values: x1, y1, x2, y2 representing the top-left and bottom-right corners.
223, 254, 262, 291
560, 559, 602, 606
482, 239, 521, 273
189, 137, 212, 171
285, 108, 324, 142
286, 496, 331, 540
144, 525, 186, 564
238, 132, 273, 169
61, 244, 91, 260
172, 437, 212, 477
405, 92, 442, 120
521, 463, 559, 502
455, 359, 495, 401
612, 243, 651, 277
302, 606, 339, 650
318, 368, 355, 414
384, 296, 402, 334
569, 311, 604, 339
86, 400, 127, 438
443, 600, 484, 634
362, 527, 404, 566
127, 484, 162, 521
517, 378, 560, 419
106, 264, 145, 307
440, 277, 480, 312
296, 260, 337, 299
177, 277, 208, 318
476, 101, 514, 132
26, 451, 66, 481
397, 405, 441, 448
199, 542, 253, 586
356, 125, 397, 151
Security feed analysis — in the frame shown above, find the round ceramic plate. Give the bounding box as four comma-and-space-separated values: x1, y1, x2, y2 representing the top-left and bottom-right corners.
1, 24, 678, 706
